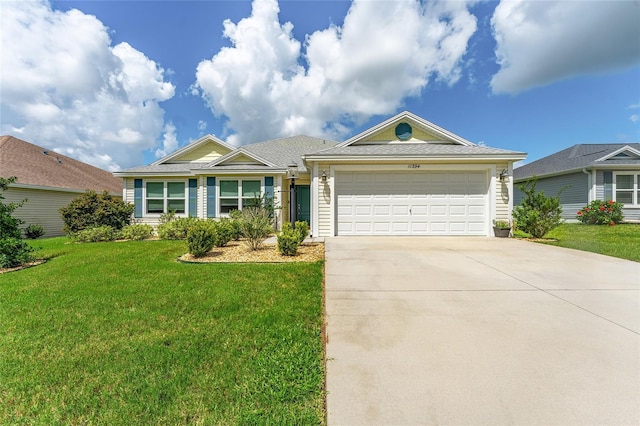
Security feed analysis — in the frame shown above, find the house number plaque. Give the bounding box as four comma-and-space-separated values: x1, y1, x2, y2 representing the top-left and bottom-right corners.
408, 164, 420, 169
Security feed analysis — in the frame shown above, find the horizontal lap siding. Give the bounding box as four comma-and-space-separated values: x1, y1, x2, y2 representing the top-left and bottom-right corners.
317, 162, 332, 237
514, 172, 588, 220
494, 162, 510, 221
6, 187, 119, 237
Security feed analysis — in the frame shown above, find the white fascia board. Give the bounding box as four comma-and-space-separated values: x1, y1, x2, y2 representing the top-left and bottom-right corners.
339, 111, 476, 147
9, 183, 119, 195
193, 169, 290, 175
113, 171, 195, 177
151, 134, 235, 166
304, 154, 527, 162
595, 145, 640, 161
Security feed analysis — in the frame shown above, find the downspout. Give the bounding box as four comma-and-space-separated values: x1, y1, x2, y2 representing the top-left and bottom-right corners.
582, 168, 592, 202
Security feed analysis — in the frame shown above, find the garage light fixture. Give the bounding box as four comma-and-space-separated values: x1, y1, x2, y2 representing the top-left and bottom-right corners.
321, 169, 327, 183
499, 169, 509, 182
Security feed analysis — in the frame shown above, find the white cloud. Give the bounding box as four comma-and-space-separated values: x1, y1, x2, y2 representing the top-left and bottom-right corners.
197, 120, 208, 132
0, 0, 175, 171
630, 114, 639, 123
195, 0, 477, 144
155, 123, 179, 158
491, 0, 640, 94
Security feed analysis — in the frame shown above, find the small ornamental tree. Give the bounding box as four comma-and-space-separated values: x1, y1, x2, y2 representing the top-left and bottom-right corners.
60, 190, 134, 235
0, 176, 34, 268
577, 200, 624, 225
513, 177, 564, 238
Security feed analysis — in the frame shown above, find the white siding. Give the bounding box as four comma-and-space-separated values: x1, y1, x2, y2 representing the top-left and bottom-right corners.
6, 187, 122, 237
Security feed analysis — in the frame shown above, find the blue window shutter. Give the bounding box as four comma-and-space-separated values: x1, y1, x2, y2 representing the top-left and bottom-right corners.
134, 179, 143, 218
264, 177, 274, 199
189, 179, 197, 217
207, 177, 216, 218
604, 171, 613, 200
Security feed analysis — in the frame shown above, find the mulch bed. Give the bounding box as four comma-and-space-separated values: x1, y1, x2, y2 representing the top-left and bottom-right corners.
179, 241, 324, 263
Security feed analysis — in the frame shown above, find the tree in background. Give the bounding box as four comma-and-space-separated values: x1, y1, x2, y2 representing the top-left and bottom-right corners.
0, 176, 34, 268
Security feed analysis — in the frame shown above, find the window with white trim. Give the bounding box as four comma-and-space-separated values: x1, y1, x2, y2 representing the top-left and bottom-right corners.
614, 173, 640, 206
145, 181, 186, 214
219, 179, 262, 214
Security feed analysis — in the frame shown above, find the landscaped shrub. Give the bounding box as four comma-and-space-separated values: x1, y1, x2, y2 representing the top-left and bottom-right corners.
0, 176, 35, 268
73, 225, 120, 243
513, 178, 564, 238
23, 224, 45, 239
0, 237, 34, 268
294, 221, 309, 244
239, 206, 273, 250
120, 224, 154, 241
1, 176, 25, 240
577, 200, 624, 225
60, 190, 134, 235
211, 219, 233, 247
157, 217, 198, 240
186, 221, 216, 257
277, 222, 301, 256
227, 210, 243, 240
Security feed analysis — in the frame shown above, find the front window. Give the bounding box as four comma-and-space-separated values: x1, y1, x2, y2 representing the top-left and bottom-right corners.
145, 181, 185, 214
614, 174, 640, 205
219, 179, 262, 214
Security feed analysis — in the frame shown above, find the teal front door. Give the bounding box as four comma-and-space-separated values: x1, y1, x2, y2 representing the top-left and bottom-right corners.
296, 185, 311, 226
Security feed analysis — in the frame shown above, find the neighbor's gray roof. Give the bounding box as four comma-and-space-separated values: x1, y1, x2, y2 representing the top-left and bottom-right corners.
306, 143, 526, 158
514, 143, 640, 180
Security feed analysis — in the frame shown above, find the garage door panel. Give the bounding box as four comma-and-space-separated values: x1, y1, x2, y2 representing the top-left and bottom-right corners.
337, 171, 488, 236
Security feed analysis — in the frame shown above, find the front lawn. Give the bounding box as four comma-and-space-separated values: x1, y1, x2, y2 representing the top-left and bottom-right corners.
531, 223, 640, 262
0, 238, 325, 424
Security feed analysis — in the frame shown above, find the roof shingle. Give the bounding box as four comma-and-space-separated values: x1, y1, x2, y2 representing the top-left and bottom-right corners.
0, 136, 122, 193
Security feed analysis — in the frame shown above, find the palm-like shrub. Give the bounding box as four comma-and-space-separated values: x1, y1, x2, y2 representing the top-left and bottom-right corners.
513, 178, 564, 238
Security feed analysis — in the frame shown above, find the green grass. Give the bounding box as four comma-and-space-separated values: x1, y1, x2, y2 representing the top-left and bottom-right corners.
527, 223, 640, 262
0, 238, 325, 425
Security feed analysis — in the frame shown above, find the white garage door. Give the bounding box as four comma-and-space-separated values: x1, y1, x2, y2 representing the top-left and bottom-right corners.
336, 171, 488, 235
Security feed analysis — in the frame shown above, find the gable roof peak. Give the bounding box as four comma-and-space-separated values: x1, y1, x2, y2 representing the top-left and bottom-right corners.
151, 133, 234, 165
340, 111, 476, 147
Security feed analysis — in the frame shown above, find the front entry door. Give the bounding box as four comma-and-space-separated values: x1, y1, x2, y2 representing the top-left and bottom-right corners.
296, 185, 311, 226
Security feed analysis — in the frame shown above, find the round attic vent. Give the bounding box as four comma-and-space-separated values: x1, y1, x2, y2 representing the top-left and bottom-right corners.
395, 123, 412, 141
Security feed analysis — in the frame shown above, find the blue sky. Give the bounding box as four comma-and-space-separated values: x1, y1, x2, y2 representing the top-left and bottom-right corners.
1, 0, 639, 171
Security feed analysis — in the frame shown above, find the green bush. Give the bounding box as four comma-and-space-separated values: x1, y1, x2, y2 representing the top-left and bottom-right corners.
211, 219, 233, 247
1, 176, 25, 239
227, 210, 243, 240
73, 225, 119, 243
0, 237, 34, 268
277, 222, 300, 256
240, 207, 273, 250
577, 200, 624, 225
157, 217, 198, 240
120, 224, 154, 241
513, 178, 564, 238
294, 221, 309, 244
23, 224, 45, 239
186, 221, 216, 258
60, 190, 134, 235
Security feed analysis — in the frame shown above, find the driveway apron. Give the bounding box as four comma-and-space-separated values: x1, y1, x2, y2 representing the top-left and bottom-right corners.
324, 237, 640, 425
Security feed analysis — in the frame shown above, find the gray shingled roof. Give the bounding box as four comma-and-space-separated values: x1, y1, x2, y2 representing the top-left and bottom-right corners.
306, 143, 525, 157
0, 135, 122, 193
239, 135, 339, 172
514, 144, 640, 180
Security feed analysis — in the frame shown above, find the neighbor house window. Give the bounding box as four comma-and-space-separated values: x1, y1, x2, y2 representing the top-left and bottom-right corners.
614, 174, 640, 205
219, 179, 262, 214
145, 181, 186, 214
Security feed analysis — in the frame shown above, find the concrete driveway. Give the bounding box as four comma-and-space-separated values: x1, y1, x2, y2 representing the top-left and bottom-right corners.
325, 237, 640, 425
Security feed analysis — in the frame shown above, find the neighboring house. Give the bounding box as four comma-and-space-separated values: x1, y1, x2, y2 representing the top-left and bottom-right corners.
114, 111, 526, 236
513, 144, 640, 221
0, 136, 123, 237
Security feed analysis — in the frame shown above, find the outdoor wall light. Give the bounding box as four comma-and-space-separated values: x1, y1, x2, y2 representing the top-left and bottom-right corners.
499, 169, 509, 182
321, 169, 327, 183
